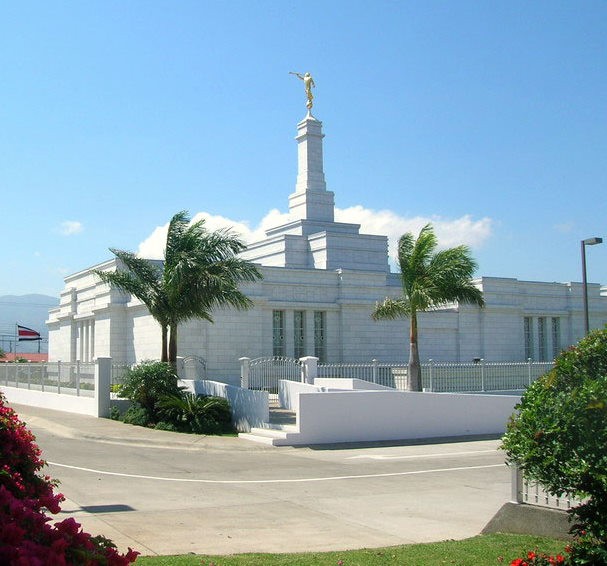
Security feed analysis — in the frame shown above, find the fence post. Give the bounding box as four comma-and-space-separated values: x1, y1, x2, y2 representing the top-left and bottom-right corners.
57, 361, 61, 394
27, 364, 31, 390
76, 360, 80, 396
372, 359, 378, 384
428, 359, 433, 392
239, 357, 250, 389
300, 356, 318, 384
94, 357, 112, 418
511, 465, 524, 504
527, 358, 532, 387
480, 358, 485, 392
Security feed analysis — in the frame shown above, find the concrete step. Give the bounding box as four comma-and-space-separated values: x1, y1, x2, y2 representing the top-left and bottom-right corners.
238, 423, 300, 446
238, 432, 278, 446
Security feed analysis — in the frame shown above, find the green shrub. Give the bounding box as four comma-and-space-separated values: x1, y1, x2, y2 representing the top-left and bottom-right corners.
158, 393, 233, 434
502, 327, 607, 556
116, 361, 183, 424
108, 405, 121, 421
154, 421, 179, 432
122, 404, 151, 427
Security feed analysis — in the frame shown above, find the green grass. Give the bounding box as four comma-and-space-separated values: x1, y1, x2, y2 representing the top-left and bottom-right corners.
135, 533, 568, 565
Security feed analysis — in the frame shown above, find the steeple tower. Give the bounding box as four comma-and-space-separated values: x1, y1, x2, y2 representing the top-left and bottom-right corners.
288, 114, 335, 222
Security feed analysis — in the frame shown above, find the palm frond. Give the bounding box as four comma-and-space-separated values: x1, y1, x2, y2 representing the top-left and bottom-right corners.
372, 297, 411, 320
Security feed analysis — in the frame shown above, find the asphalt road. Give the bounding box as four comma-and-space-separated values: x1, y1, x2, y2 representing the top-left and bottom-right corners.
13, 403, 510, 557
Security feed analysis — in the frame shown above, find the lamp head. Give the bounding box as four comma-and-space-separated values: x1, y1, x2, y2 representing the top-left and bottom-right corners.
582, 237, 603, 246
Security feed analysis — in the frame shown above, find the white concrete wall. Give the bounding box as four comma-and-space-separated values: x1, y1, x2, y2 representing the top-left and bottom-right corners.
278, 380, 323, 412
180, 379, 269, 432
1, 358, 112, 418
294, 390, 519, 445
313, 378, 393, 391
1, 386, 98, 416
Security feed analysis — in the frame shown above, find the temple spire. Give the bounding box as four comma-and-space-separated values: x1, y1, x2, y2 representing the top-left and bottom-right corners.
288, 114, 335, 222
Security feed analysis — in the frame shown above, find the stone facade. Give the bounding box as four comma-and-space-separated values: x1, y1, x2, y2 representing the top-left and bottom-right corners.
47, 113, 607, 385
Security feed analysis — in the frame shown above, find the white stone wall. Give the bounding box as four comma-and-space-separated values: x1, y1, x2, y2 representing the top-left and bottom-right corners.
47, 258, 607, 383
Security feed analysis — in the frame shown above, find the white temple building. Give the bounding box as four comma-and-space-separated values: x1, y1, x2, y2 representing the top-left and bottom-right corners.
47, 111, 607, 385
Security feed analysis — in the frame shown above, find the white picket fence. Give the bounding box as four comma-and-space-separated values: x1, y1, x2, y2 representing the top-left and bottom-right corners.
424, 360, 553, 392
0, 361, 97, 397
241, 357, 553, 396
511, 465, 584, 511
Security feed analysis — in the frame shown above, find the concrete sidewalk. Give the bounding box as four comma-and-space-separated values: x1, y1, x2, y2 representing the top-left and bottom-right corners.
10, 403, 511, 557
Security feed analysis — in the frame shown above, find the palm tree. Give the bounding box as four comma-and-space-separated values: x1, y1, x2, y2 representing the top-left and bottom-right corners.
372, 224, 484, 392
94, 211, 262, 364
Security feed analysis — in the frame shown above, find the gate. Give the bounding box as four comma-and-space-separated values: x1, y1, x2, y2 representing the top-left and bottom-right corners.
181, 356, 207, 381
248, 356, 302, 398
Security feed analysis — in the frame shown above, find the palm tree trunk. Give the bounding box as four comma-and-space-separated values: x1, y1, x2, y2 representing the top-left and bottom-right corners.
161, 325, 168, 363
168, 324, 178, 366
408, 311, 422, 391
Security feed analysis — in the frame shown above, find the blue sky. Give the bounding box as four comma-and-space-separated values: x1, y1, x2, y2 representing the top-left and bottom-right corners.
1, 1, 605, 297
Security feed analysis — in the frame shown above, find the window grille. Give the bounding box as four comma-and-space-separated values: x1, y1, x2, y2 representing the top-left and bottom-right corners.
314, 311, 326, 362
538, 317, 547, 362
294, 311, 305, 359
551, 317, 561, 360
272, 310, 285, 357
524, 317, 534, 360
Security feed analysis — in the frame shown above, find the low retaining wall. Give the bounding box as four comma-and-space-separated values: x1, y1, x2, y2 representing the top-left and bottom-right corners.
1, 386, 98, 416
314, 378, 393, 391
180, 379, 269, 432
295, 389, 519, 445
0, 358, 112, 418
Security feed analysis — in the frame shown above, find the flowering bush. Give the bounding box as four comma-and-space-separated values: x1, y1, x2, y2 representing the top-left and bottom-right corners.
0, 392, 139, 564
509, 549, 566, 565
503, 328, 607, 560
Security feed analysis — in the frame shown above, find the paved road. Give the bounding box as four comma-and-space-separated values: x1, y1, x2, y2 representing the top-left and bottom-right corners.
12, 403, 510, 557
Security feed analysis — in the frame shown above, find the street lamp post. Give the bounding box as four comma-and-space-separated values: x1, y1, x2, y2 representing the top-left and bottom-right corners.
581, 236, 603, 335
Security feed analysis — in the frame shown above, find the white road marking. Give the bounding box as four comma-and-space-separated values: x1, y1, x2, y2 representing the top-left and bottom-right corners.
346, 449, 497, 460
47, 461, 505, 484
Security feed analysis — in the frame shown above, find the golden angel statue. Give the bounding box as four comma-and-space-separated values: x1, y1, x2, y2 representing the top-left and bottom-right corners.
290, 71, 316, 110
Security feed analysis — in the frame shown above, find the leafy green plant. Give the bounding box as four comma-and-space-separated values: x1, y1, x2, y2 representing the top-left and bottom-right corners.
154, 421, 179, 432
116, 361, 184, 424
108, 405, 121, 421
122, 404, 152, 427
371, 223, 484, 391
159, 393, 233, 434
94, 210, 262, 364
502, 327, 607, 558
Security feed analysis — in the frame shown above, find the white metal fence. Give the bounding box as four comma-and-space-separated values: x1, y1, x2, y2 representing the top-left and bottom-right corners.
180, 355, 207, 381
247, 357, 302, 397
0, 361, 96, 397
242, 357, 553, 396
423, 360, 554, 392
511, 465, 584, 511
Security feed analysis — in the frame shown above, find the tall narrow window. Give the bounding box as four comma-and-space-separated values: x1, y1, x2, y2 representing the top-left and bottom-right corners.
551, 317, 561, 360
524, 317, 534, 360
314, 311, 326, 362
272, 310, 285, 357
294, 311, 305, 359
538, 317, 547, 362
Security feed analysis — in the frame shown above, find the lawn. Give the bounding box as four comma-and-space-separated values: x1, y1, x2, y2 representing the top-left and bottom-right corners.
135, 533, 568, 565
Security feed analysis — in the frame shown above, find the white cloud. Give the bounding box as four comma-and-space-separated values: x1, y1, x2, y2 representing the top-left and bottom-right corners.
137, 209, 294, 259
137, 207, 493, 263
336, 205, 492, 261
59, 220, 83, 236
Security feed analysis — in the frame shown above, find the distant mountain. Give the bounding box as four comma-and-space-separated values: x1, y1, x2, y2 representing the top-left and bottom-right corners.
0, 294, 58, 354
